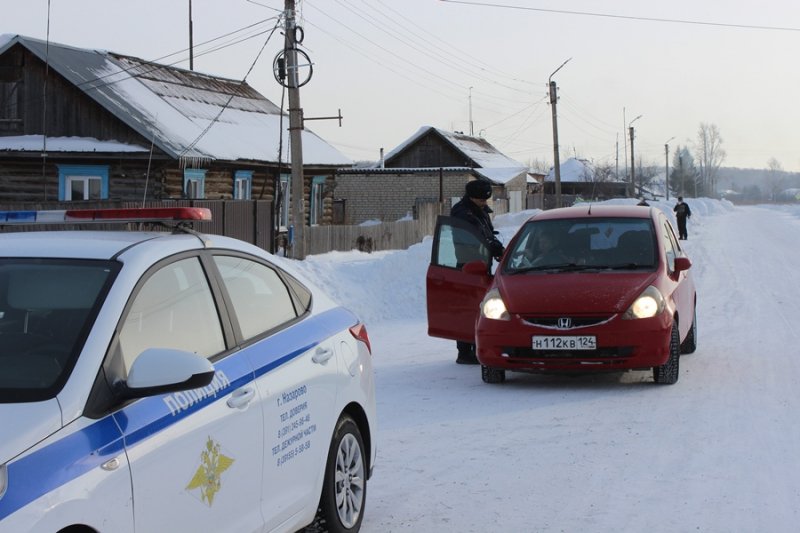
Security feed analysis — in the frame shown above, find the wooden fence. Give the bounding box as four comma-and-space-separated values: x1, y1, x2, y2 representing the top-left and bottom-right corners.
305, 201, 440, 255
0, 199, 443, 256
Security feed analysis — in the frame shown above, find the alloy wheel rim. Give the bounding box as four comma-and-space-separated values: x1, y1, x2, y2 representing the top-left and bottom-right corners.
334, 433, 364, 528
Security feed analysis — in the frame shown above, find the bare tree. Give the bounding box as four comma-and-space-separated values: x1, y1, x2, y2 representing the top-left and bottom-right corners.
635, 158, 661, 197
527, 157, 552, 175
696, 123, 726, 197
592, 161, 616, 183
766, 157, 784, 201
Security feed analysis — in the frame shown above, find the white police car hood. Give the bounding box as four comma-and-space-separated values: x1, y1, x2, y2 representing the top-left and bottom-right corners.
0, 399, 62, 465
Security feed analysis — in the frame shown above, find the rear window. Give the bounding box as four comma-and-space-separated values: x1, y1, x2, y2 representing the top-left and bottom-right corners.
0, 259, 117, 402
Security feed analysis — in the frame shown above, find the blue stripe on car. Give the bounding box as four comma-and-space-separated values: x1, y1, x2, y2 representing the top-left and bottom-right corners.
0, 307, 357, 521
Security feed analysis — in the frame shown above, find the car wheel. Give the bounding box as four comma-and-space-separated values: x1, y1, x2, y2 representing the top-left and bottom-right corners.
318, 415, 367, 533
481, 365, 506, 384
653, 321, 680, 384
680, 305, 697, 354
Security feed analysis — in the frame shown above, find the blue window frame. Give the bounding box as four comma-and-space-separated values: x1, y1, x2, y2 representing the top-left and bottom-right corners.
278, 174, 290, 231
184, 169, 206, 199
234, 170, 253, 200
57, 165, 109, 201
309, 176, 326, 226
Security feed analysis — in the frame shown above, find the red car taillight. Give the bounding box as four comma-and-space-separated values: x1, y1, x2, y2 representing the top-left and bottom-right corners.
349, 323, 372, 355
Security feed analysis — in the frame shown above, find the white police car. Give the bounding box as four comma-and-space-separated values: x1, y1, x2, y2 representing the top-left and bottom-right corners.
0, 207, 376, 533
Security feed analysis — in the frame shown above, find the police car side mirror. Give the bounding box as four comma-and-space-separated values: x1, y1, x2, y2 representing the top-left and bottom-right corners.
122, 348, 216, 399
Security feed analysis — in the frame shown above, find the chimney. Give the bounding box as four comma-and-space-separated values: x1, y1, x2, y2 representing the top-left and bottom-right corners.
379, 148, 385, 169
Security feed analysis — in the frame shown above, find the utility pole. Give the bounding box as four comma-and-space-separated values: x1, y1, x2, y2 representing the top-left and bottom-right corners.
623, 108, 627, 181
629, 126, 635, 197
664, 136, 675, 201
285, 0, 306, 258
188, 0, 194, 70
468, 86, 474, 136
628, 114, 642, 197
548, 58, 571, 209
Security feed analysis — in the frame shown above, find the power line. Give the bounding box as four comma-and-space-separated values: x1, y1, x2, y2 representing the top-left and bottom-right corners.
439, 0, 800, 32
0, 18, 279, 116
179, 18, 281, 157
374, 0, 537, 87
328, 0, 532, 94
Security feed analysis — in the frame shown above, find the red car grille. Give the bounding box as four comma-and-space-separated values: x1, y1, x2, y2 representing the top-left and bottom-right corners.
502, 346, 633, 359
521, 316, 613, 328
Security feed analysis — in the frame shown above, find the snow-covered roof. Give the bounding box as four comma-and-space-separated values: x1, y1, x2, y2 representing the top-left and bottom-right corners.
544, 158, 595, 182
0, 34, 351, 167
0, 135, 149, 153
383, 126, 527, 185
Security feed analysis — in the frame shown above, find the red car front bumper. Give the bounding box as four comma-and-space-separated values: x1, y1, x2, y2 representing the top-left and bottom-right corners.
475, 310, 673, 373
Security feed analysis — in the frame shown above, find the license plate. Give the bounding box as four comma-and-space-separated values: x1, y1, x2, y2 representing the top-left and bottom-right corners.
532, 335, 596, 350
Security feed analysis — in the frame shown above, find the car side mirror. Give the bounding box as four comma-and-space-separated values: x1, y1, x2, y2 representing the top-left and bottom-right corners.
121, 347, 216, 399
462, 259, 490, 275
674, 256, 692, 273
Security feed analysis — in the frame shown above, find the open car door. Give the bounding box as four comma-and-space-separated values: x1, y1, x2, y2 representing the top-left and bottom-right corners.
426, 215, 494, 343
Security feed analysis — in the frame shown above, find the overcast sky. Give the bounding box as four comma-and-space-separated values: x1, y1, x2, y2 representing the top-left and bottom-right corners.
6, 0, 800, 172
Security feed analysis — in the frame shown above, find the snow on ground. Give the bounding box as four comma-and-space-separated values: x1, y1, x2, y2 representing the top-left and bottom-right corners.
292, 198, 800, 532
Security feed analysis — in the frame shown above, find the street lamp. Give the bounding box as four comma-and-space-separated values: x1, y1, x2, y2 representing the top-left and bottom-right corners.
664, 136, 675, 200
628, 115, 642, 197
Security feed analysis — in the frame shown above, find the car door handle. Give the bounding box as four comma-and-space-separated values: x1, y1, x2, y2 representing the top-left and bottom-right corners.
226, 387, 256, 409
312, 346, 334, 365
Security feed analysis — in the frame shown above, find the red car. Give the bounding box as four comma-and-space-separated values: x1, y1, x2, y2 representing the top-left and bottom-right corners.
427, 205, 697, 384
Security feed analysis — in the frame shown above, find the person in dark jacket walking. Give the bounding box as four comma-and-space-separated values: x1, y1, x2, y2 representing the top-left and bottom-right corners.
449, 179, 504, 364
673, 196, 692, 240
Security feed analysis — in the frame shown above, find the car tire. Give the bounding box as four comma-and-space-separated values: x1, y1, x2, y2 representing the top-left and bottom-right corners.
680, 305, 697, 354
653, 321, 680, 384
318, 415, 367, 533
481, 365, 506, 384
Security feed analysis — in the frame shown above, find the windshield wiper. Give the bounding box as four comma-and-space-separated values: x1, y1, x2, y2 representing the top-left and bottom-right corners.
509, 263, 599, 274
599, 263, 653, 270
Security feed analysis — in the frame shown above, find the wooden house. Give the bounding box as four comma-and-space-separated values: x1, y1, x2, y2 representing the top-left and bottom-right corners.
0, 34, 350, 229
334, 126, 529, 224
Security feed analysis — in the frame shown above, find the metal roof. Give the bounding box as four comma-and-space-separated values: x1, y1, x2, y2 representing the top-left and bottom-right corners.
0, 34, 351, 167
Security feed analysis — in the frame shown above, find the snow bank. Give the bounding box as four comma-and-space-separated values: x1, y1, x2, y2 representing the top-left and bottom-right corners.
285, 199, 731, 326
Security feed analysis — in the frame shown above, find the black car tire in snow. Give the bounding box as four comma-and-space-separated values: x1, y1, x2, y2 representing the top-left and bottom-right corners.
317, 415, 367, 533
481, 365, 506, 384
680, 305, 697, 354
653, 321, 680, 384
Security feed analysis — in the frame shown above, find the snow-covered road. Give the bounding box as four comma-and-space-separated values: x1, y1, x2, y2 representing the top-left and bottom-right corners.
349, 203, 800, 532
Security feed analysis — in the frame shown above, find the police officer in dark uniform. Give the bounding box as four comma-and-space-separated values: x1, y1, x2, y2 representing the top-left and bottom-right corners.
449, 179, 504, 364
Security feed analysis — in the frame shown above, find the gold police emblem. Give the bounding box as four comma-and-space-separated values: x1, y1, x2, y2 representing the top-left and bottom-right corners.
186, 437, 235, 506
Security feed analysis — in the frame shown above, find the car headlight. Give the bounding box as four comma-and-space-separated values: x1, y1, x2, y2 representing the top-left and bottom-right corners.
0, 464, 7, 499
481, 288, 510, 321
623, 285, 665, 319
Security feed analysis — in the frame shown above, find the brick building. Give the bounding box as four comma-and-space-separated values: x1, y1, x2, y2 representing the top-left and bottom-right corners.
334, 126, 528, 224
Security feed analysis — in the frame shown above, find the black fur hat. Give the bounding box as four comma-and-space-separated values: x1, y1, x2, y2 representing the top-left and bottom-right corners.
466, 180, 492, 199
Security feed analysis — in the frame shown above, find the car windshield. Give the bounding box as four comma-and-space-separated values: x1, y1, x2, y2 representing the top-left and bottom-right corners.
503, 217, 657, 274
0, 259, 117, 403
